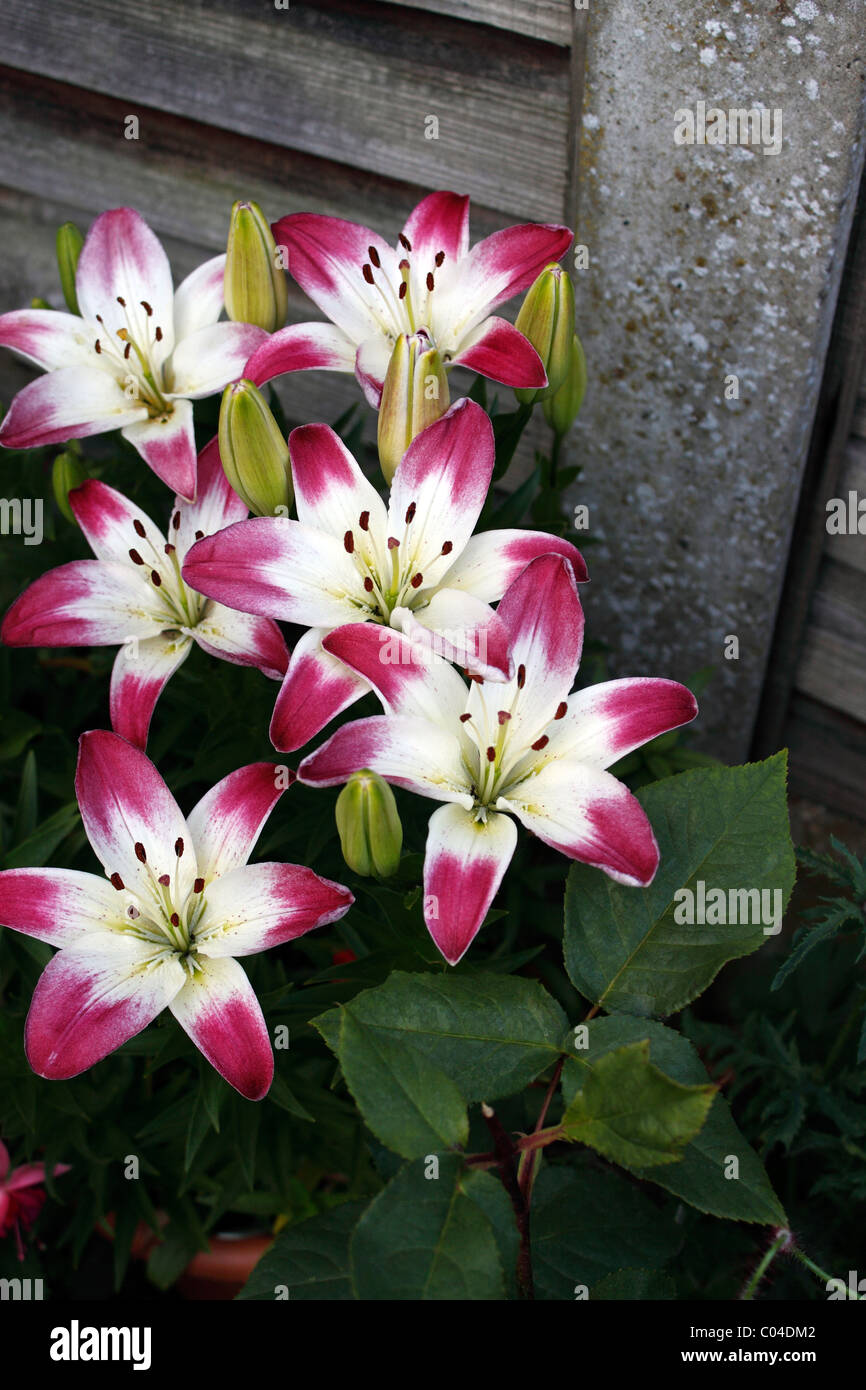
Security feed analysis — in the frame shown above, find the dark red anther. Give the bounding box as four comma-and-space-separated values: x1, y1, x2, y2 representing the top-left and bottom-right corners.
441, 541, 453, 555
517, 664, 526, 689
155, 326, 163, 342
110, 872, 125, 891
194, 877, 205, 894
170, 912, 180, 927
410, 572, 423, 588
134, 842, 147, 863
175, 837, 184, 857
486, 746, 496, 762
398, 282, 407, 300
151, 570, 162, 586
554, 701, 568, 720
368, 246, 381, 268
344, 530, 354, 554
94, 340, 102, 354
362, 264, 375, 285
459, 713, 472, 723
359, 510, 370, 531
116, 295, 127, 307
129, 549, 144, 565
532, 735, 549, 751
399, 233, 412, 251
364, 577, 374, 592
140, 300, 153, 316
194, 530, 204, 540
426, 272, 435, 292
497, 711, 511, 725
172, 512, 181, 530
435, 250, 445, 267
134, 519, 146, 537
405, 502, 416, 523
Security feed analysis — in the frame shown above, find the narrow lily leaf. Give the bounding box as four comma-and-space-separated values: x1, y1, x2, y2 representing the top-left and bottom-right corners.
564, 754, 795, 1017
561, 1041, 715, 1168
350, 1156, 505, 1300
12, 750, 38, 845
563, 1016, 786, 1224
2, 801, 80, 869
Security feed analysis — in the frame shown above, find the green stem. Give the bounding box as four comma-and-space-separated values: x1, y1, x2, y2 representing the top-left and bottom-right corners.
740, 1229, 791, 1301
792, 1247, 864, 1298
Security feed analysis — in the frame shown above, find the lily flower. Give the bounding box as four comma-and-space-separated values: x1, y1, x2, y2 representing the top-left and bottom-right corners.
242, 191, 573, 406
182, 399, 586, 751
0, 1140, 70, 1261
0, 208, 267, 499
297, 555, 698, 964
0, 732, 353, 1099
2, 438, 288, 750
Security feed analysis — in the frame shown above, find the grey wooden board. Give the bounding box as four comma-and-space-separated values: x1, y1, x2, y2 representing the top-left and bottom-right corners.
824, 440, 866, 576
785, 693, 866, 822
795, 556, 866, 724
377, 0, 572, 46
2, 0, 572, 221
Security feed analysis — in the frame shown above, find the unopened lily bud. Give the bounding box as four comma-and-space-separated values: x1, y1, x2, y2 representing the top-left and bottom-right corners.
514, 263, 575, 405
56, 223, 84, 315
377, 329, 449, 485
53, 451, 88, 524
224, 200, 288, 333
219, 379, 293, 517
335, 769, 403, 879
542, 332, 587, 436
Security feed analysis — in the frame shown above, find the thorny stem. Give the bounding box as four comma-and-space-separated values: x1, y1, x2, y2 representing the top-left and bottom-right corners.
740, 1228, 792, 1300
481, 1102, 534, 1300
518, 1056, 565, 1202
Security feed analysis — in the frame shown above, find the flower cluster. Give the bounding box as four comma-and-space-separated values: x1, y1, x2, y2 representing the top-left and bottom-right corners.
0, 193, 697, 1097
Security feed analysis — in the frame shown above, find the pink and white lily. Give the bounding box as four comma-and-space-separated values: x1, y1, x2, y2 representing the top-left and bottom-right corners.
0, 732, 353, 1099
182, 399, 586, 751
0, 208, 267, 499
0, 1140, 70, 1261
2, 438, 288, 750
242, 191, 573, 406
298, 555, 698, 964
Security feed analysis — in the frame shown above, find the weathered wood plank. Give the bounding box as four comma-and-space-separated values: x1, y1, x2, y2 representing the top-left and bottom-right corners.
2, 0, 571, 221
377, 0, 572, 47
825, 439, 866, 575
784, 693, 866, 823
795, 558, 866, 723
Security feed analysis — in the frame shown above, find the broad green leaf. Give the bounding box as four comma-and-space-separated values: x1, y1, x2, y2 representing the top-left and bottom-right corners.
591, 1269, 676, 1299
563, 1016, 786, 1225
314, 969, 567, 1103
533, 1165, 681, 1300
237, 1201, 367, 1301
561, 1041, 715, 1167
350, 1156, 505, 1300
324, 1009, 468, 1159
564, 755, 795, 1016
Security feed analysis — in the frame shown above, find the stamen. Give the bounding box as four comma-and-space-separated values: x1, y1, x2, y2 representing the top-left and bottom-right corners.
134, 520, 146, 538
110, 872, 125, 891
410, 572, 423, 588
554, 701, 568, 719
170, 912, 180, 927
344, 530, 354, 554
164, 543, 176, 555
172, 512, 181, 530
151, 571, 162, 587
175, 838, 184, 857
140, 300, 153, 316
435, 250, 445, 267
129, 549, 144, 565
94, 340, 102, 354
532, 735, 549, 751
368, 246, 381, 268
123, 342, 132, 359
194, 877, 205, 894
362, 264, 375, 285
398, 282, 407, 300
460, 713, 472, 723
497, 711, 511, 725
441, 541, 453, 555
405, 502, 416, 524
387, 537, 400, 550
517, 664, 526, 689
399, 233, 412, 251
194, 530, 204, 540
486, 746, 496, 762
116, 296, 126, 307
134, 842, 147, 863
359, 510, 370, 531
159, 873, 170, 887
127, 905, 140, 920
364, 577, 374, 592
426, 272, 435, 292
398, 259, 410, 272
155, 326, 163, 342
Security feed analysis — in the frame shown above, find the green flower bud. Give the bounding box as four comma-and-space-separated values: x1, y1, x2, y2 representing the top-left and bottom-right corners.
514, 263, 575, 405
542, 332, 587, 436
335, 770, 403, 879
224, 200, 288, 333
30, 297, 52, 311
52, 451, 88, 525
219, 379, 293, 517
56, 223, 84, 315
377, 329, 450, 485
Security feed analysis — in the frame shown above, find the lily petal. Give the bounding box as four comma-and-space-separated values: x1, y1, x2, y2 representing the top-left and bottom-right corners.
25, 932, 186, 1080
168, 955, 273, 1100
423, 803, 517, 965
193, 604, 288, 680
269, 626, 370, 753
0, 367, 146, 450
171, 435, 248, 561
288, 423, 387, 553
548, 678, 699, 772
0, 308, 100, 371
110, 632, 193, 749
195, 862, 353, 957
322, 622, 469, 730
243, 321, 356, 388
69, 478, 166, 567
499, 758, 659, 887
0, 868, 126, 947
75, 208, 175, 359
75, 730, 197, 909
173, 254, 227, 340
354, 334, 392, 407
271, 212, 397, 343
387, 398, 494, 577
442, 220, 573, 330
402, 191, 470, 267
438, 527, 588, 602
5, 1162, 71, 1192
391, 587, 511, 681
451, 316, 546, 388
122, 398, 198, 500
183, 516, 366, 626
2, 560, 168, 647
186, 762, 288, 880
168, 321, 267, 399
299, 714, 471, 806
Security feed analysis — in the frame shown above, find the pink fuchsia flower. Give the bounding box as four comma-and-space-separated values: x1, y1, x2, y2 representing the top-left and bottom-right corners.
2, 438, 288, 750
0, 1140, 70, 1261
242, 191, 573, 406
0, 732, 353, 1100
0, 208, 267, 500
183, 399, 586, 752
298, 555, 698, 965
